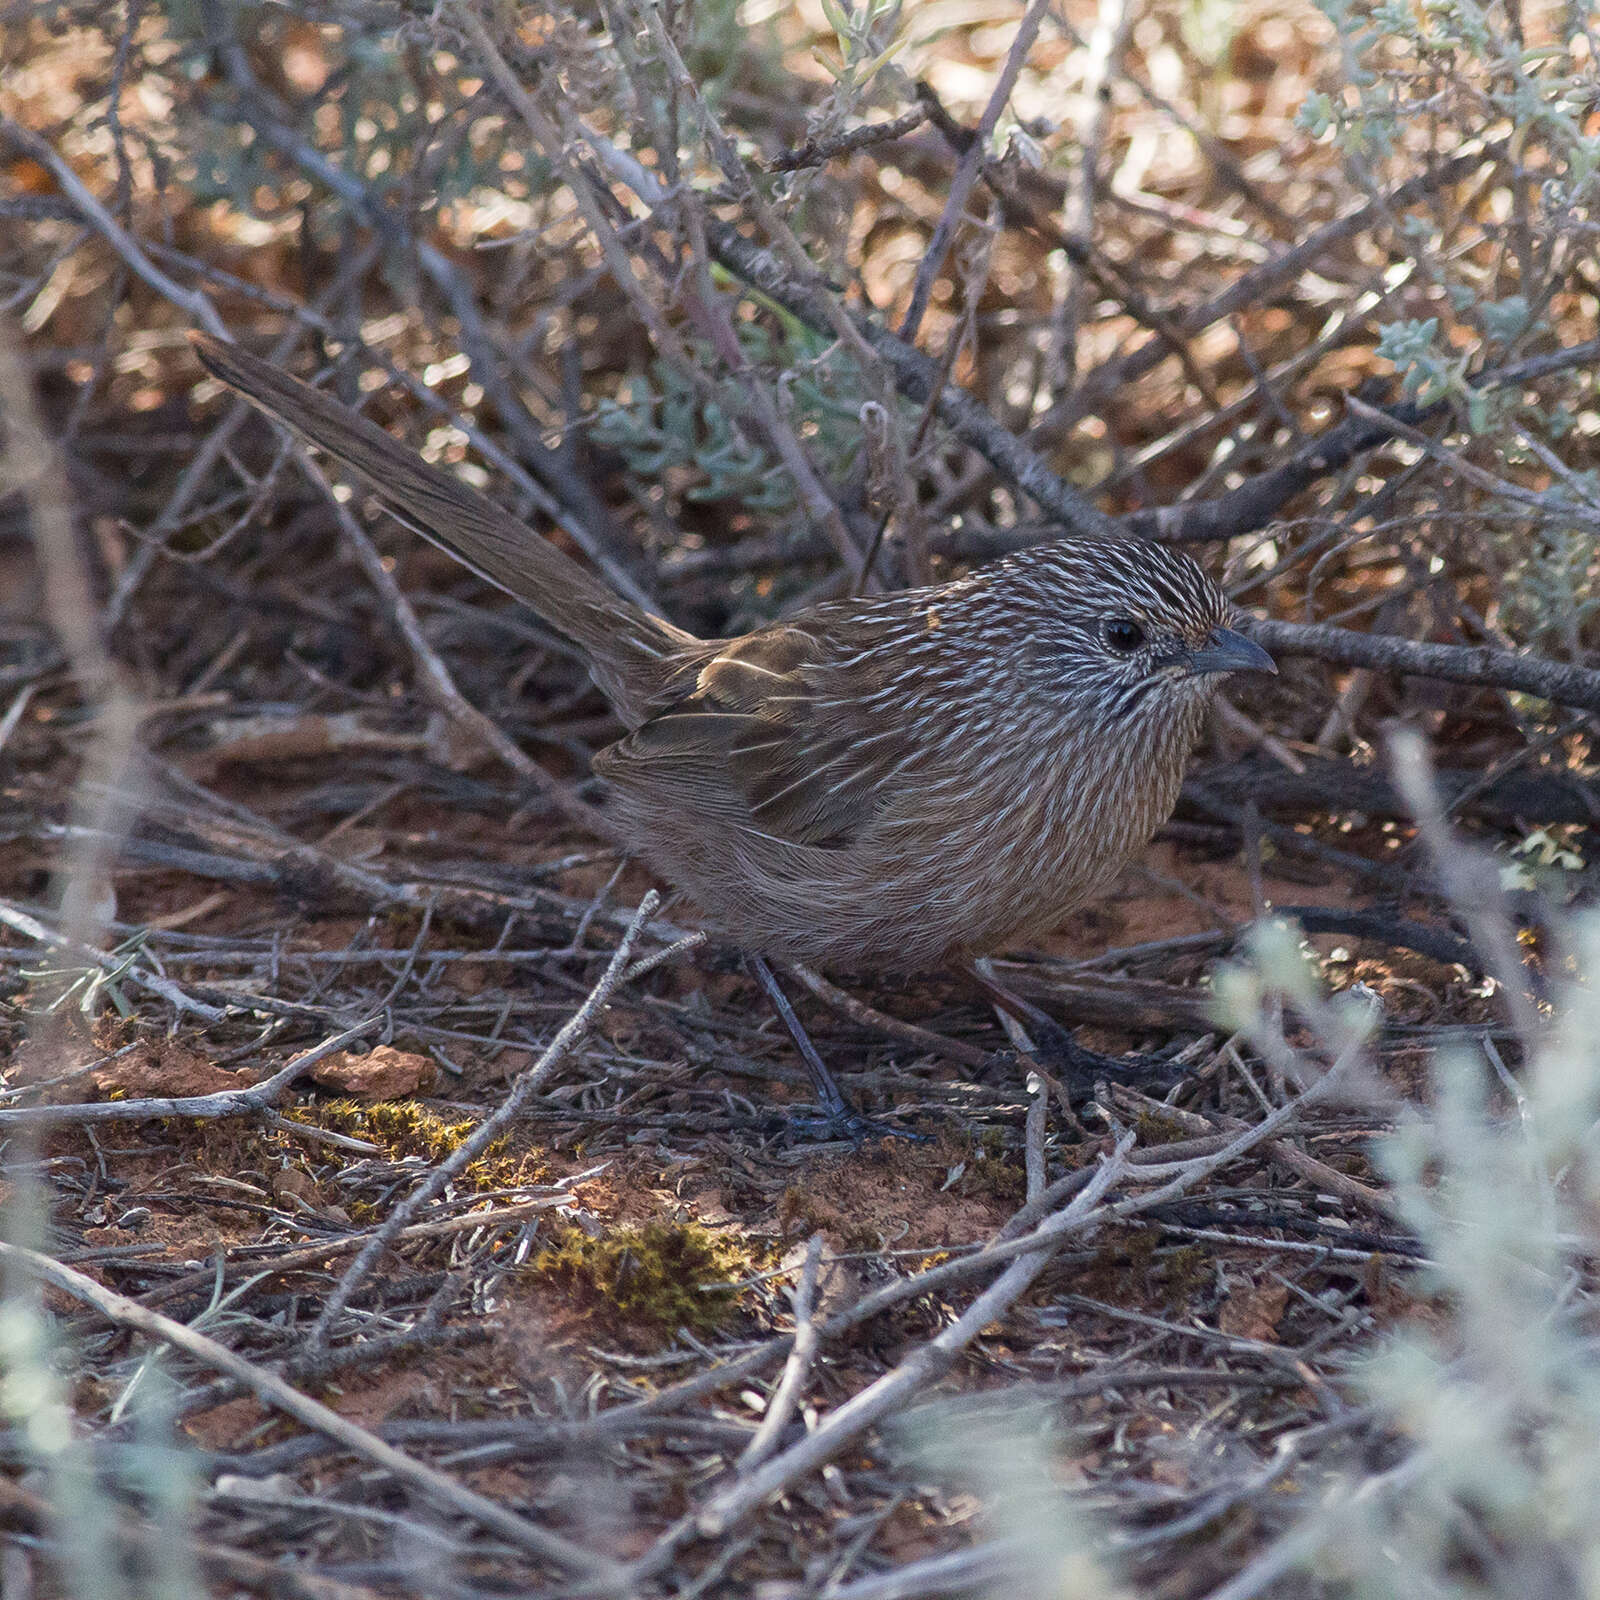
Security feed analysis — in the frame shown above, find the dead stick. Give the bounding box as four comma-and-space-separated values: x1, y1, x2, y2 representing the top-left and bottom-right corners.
305, 891, 658, 1349
0, 1239, 626, 1584
0, 1017, 379, 1127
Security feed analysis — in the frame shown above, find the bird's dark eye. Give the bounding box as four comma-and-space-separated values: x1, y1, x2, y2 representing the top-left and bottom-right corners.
1102, 617, 1146, 654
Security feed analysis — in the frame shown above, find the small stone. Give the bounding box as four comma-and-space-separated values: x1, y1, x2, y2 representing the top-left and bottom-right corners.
308, 1044, 436, 1102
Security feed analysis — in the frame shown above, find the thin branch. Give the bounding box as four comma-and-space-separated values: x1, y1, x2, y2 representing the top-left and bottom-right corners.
0, 116, 228, 338
1067, 142, 1505, 416
305, 890, 659, 1349
734, 1233, 823, 1474
0, 1474, 369, 1600
0, 1016, 379, 1126
706, 220, 1127, 542
685, 1140, 1137, 1545
1250, 616, 1600, 716
770, 105, 930, 171
899, 0, 1053, 342
0, 899, 225, 1023
311, 465, 616, 839
0, 1239, 627, 1584
1125, 339, 1600, 544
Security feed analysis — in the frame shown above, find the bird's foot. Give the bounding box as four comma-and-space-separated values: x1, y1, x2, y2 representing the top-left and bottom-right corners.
784, 1098, 927, 1145
749, 954, 926, 1143
1018, 1013, 1189, 1098
969, 963, 1193, 1099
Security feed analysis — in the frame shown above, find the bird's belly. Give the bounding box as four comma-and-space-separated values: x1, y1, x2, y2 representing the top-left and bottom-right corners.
818, 812, 1126, 970
607, 735, 1188, 975
630, 800, 1153, 976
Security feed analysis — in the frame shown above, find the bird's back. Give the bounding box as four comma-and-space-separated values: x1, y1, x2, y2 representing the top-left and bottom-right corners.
596, 554, 1216, 970
191, 336, 1242, 970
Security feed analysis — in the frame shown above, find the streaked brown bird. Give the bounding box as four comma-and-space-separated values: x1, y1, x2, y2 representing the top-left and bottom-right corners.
194, 334, 1274, 1130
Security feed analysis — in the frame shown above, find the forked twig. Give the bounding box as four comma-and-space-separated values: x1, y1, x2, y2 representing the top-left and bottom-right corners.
0, 1239, 627, 1585
683, 1138, 1138, 1546
0, 1016, 379, 1127
305, 891, 660, 1349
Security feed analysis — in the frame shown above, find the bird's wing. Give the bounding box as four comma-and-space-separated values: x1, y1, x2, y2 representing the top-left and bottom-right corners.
596, 622, 908, 849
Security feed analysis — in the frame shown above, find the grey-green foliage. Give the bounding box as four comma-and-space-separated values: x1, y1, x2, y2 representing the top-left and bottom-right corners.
2, 1183, 205, 1600
679, 0, 787, 104
807, 0, 911, 133
1296, 1, 1600, 658
1215, 910, 1600, 1597
882, 900, 1600, 1597
804, 895, 1600, 1600
1498, 521, 1600, 655
166, 4, 533, 225
588, 320, 881, 515
0, 1280, 129, 1599
1297, 1, 1597, 398
893, 1395, 1127, 1600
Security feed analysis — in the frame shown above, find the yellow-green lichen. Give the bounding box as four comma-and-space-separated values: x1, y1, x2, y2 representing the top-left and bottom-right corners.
531, 1220, 747, 1339
288, 1099, 525, 1187
1133, 1109, 1193, 1146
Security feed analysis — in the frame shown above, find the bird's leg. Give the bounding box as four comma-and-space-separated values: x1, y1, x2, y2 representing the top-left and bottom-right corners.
748, 955, 918, 1142
968, 963, 1188, 1097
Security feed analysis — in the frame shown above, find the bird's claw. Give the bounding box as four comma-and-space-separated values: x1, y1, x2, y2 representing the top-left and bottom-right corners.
784, 1097, 928, 1145
1015, 1014, 1191, 1098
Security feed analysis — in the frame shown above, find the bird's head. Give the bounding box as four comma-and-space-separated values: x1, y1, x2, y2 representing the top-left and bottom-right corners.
1000, 538, 1275, 731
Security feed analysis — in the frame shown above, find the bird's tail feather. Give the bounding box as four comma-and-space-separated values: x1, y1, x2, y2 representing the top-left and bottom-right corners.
191, 333, 693, 723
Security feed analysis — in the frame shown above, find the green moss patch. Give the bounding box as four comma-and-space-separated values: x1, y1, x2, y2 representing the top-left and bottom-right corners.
531, 1219, 748, 1340
290, 1099, 526, 1187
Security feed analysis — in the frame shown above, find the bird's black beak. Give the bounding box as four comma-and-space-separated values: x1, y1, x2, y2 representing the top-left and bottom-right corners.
1185, 625, 1277, 677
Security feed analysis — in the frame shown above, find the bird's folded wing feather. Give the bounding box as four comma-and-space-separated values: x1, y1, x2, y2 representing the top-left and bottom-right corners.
597, 623, 907, 849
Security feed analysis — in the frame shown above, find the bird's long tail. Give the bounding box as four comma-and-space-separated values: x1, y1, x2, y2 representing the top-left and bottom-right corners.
192, 334, 696, 723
